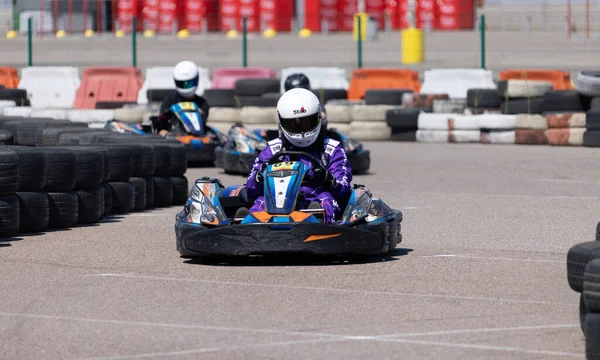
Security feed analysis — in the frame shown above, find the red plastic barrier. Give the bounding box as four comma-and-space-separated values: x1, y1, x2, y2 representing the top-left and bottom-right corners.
259, 0, 293, 31
143, 0, 159, 31
0, 67, 19, 88
211, 67, 276, 89
437, 0, 474, 29
238, 0, 260, 32
348, 68, 421, 100
158, 0, 177, 33
366, 0, 385, 29
338, 0, 357, 31
220, 0, 239, 31
73, 67, 143, 109
180, 0, 220, 32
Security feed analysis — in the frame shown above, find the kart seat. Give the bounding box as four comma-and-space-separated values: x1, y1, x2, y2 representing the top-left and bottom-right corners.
218, 185, 251, 218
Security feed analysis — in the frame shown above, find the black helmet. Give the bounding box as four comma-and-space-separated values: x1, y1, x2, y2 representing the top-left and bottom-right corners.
284, 73, 311, 92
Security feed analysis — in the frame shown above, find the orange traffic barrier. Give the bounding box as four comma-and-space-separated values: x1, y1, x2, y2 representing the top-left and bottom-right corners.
0, 67, 19, 88
348, 69, 421, 100
73, 67, 143, 109
499, 69, 573, 90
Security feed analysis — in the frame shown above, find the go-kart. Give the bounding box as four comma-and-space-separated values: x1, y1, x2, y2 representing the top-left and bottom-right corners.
215, 124, 371, 175
214, 123, 267, 174
175, 151, 402, 257
108, 102, 227, 164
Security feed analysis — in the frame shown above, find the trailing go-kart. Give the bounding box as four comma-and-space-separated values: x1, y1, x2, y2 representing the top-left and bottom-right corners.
108, 102, 227, 164
175, 151, 402, 257
214, 124, 371, 175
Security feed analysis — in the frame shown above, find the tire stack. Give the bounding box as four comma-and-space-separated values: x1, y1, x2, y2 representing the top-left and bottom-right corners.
384, 89, 440, 142
576, 72, 600, 148
345, 90, 405, 141
234, 78, 281, 107
0, 88, 30, 107
0, 115, 190, 239
566, 230, 600, 359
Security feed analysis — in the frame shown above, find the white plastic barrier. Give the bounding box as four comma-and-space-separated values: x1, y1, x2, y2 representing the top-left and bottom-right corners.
137, 66, 212, 104
416, 130, 481, 143
3, 107, 32, 117
18, 67, 81, 108
280, 67, 349, 93
19, 11, 54, 34
419, 69, 496, 99
0, 101, 15, 115
417, 113, 480, 130
477, 114, 516, 130
67, 109, 115, 125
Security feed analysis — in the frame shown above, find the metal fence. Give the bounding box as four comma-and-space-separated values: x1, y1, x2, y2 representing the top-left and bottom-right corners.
2, 3, 600, 75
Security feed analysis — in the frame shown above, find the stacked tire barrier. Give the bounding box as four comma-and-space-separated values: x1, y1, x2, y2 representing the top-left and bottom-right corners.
567, 229, 600, 359
0, 115, 189, 238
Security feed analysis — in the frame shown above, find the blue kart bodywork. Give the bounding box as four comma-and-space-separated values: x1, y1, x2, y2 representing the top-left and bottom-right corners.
175, 151, 402, 258
214, 124, 371, 175
107, 102, 227, 164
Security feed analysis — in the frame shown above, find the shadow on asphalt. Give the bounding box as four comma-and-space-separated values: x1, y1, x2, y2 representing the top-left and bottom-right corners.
183, 248, 413, 267
0, 237, 23, 247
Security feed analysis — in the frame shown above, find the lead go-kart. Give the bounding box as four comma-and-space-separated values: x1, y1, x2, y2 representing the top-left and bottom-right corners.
214, 124, 371, 176
175, 150, 402, 258
107, 101, 227, 164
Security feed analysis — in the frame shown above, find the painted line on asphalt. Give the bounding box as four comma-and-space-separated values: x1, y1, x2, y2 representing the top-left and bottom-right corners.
423, 254, 564, 263
400, 191, 600, 200
83, 273, 574, 306
374, 324, 579, 338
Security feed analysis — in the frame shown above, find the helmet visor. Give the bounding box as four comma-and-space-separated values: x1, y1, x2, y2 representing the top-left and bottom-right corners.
279, 112, 320, 134
175, 76, 199, 90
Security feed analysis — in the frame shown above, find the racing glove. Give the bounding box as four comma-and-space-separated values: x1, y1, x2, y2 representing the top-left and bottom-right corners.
311, 167, 337, 189
254, 162, 268, 184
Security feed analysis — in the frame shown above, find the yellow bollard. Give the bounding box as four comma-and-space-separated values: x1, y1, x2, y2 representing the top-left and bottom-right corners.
401, 27, 424, 64
84, 29, 95, 38
263, 28, 276, 38
177, 29, 190, 39
6, 30, 17, 39
353, 12, 369, 41
298, 28, 312, 38
55, 30, 66, 38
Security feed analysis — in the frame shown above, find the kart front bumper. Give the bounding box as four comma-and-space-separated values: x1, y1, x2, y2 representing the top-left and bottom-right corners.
175, 220, 389, 257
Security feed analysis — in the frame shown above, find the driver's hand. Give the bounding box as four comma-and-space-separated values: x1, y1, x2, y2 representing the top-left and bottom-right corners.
158, 130, 170, 137
310, 167, 336, 189
255, 162, 268, 184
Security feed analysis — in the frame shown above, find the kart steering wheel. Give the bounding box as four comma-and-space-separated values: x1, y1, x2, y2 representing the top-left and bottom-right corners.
267, 151, 326, 173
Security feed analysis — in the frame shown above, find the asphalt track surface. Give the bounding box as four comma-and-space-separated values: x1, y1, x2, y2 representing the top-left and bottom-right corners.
2, 31, 600, 76
0, 141, 597, 359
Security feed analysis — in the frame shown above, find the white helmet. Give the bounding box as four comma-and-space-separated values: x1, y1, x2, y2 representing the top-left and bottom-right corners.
277, 88, 322, 148
173, 61, 199, 99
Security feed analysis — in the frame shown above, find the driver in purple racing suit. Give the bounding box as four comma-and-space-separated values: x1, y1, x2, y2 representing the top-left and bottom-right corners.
241, 88, 352, 224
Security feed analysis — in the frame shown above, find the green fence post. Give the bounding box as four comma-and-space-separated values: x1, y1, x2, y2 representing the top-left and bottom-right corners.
357, 15, 363, 68
27, 17, 32, 66
242, 17, 247, 67
132, 16, 137, 67
12, 0, 18, 31
479, 14, 485, 69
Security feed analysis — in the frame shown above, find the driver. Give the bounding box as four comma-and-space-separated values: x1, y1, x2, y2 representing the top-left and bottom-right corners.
155, 60, 210, 135
243, 88, 352, 224
283, 73, 329, 130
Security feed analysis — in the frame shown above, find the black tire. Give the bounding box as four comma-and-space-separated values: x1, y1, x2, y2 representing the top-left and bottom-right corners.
365, 89, 411, 105
567, 241, 600, 292
47, 191, 78, 229
79, 146, 111, 183
16, 191, 49, 233
152, 177, 173, 207
143, 177, 155, 209
55, 147, 104, 189
501, 97, 545, 114
591, 97, 600, 110
0, 149, 19, 195
262, 92, 281, 99
467, 89, 502, 108
583, 130, 600, 147
0, 129, 13, 144
237, 96, 278, 107
57, 131, 113, 146
390, 129, 417, 141
150, 143, 172, 176
385, 108, 420, 129
101, 183, 112, 216
171, 176, 189, 205
584, 259, 600, 313
0, 88, 27, 99
2, 146, 46, 191
581, 294, 588, 335
75, 187, 103, 224
168, 144, 187, 176
596, 221, 600, 241
129, 177, 147, 211
203, 89, 236, 108
0, 115, 27, 128
98, 144, 144, 178
107, 182, 135, 214
94, 101, 137, 110
101, 146, 132, 182
39, 148, 77, 192
35, 126, 98, 147
543, 90, 585, 112
0, 194, 19, 238
234, 78, 280, 97
587, 109, 600, 130
586, 313, 600, 360
312, 89, 348, 104
146, 89, 171, 103
16, 119, 84, 146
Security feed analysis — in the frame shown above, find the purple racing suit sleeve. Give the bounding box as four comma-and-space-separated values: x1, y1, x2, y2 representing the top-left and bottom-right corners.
245, 143, 276, 199
325, 140, 352, 199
